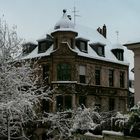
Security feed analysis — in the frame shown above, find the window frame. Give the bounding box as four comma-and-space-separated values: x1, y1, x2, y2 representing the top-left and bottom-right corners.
95, 69, 101, 85
79, 65, 86, 84
120, 71, 125, 88
57, 63, 71, 81
109, 69, 114, 87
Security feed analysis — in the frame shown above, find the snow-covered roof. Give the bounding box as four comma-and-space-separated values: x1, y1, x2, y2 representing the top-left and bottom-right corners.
111, 43, 124, 50
20, 45, 54, 60
54, 9, 75, 30
19, 9, 134, 81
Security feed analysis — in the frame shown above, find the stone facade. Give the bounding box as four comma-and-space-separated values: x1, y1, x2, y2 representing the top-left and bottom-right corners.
22, 10, 129, 114
125, 42, 140, 103
33, 29, 128, 113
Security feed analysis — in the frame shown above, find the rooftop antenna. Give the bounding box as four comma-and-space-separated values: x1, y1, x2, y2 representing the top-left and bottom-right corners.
116, 30, 119, 42
72, 6, 80, 25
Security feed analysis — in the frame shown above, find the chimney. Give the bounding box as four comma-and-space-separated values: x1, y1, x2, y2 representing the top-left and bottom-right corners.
97, 25, 107, 38
97, 27, 102, 34
102, 24, 107, 38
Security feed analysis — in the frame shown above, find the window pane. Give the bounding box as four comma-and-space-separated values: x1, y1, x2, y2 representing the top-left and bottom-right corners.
56, 96, 63, 111
79, 96, 86, 108
39, 42, 46, 53
79, 65, 86, 75
95, 69, 101, 85
79, 75, 86, 83
65, 96, 72, 110
57, 64, 71, 81
80, 42, 87, 52
109, 69, 114, 87
42, 99, 50, 112
120, 71, 125, 88
109, 98, 115, 111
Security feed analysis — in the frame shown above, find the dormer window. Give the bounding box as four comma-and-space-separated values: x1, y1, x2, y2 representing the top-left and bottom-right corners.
38, 37, 53, 53
76, 38, 88, 53
80, 41, 87, 52
112, 49, 124, 61
38, 41, 47, 53
22, 42, 37, 56
90, 43, 105, 57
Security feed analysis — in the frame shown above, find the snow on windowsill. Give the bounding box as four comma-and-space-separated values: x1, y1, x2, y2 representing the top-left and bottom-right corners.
84, 132, 103, 138
51, 81, 77, 84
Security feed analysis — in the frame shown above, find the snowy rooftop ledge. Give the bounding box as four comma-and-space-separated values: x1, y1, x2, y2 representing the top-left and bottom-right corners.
102, 130, 124, 136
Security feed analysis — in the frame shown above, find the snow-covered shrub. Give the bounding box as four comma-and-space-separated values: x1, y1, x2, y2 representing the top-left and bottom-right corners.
71, 107, 101, 134
123, 102, 140, 137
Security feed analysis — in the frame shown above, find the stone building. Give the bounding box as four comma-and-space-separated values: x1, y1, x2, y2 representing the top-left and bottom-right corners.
21, 10, 129, 113
125, 41, 140, 104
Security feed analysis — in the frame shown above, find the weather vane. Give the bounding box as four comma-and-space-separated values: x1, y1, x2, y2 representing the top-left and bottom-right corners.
72, 6, 80, 25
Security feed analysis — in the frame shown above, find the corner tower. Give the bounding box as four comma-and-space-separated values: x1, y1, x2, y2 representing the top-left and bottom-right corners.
51, 9, 78, 50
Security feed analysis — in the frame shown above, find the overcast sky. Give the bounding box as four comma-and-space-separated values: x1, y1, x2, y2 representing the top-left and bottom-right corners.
0, 0, 140, 44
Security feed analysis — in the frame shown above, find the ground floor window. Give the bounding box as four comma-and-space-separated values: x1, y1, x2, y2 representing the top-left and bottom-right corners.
56, 95, 72, 111
79, 96, 86, 108
42, 99, 50, 112
109, 98, 115, 111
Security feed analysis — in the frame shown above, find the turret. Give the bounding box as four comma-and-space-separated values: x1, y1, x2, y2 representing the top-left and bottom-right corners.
51, 9, 78, 50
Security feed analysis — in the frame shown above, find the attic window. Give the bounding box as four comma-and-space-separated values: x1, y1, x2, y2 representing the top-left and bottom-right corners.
76, 39, 88, 53
112, 49, 124, 61
90, 44, 105, 57
38, 42, 47, 53
22, 43, 37, 55
80, 42, 87, 52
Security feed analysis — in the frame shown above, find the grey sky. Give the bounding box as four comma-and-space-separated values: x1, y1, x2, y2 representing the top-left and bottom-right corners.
0, 0, 140, 43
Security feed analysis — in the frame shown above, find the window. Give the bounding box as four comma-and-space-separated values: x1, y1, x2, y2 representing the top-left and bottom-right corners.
56, 95, 72, 111
98, 46, 104, 56
112, 49, 124, 61
80, 41, 87, 52
79, 65, 86, 83
90, 44, 105, 57
116, 51, 123, 61
38, 42, 46, 53
65, 96, 72, 110
109, 98, 115, 111
56, 96, 63, 111
79, 96, 86, 108
120, 71, 125, 88
76, 39, 88, 53
109, 69, 114, 87
95, 69, 101, 85
57, 64, 71, 81
42, 99, 50, 112
42, 65, 49, 83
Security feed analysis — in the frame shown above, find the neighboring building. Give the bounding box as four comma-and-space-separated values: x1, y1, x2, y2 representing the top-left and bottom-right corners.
129, 68, 134, 107
125, 42, 140, 104
20, 10, 130, 113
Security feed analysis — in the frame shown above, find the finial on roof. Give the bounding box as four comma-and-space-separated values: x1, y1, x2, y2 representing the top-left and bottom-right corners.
116, 30, 119, 42
63, 9, 67, 14
67, 15, 72, 20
